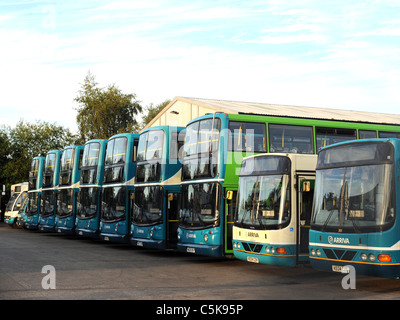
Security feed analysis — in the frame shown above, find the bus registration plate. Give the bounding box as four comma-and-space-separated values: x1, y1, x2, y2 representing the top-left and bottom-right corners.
187, 247, 195, 253
247, 256, 259, 263
332, 265, 350, 273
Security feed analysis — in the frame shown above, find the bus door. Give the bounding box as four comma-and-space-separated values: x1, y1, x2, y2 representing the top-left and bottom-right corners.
225, 190, 237, 254
129, 191, 134, 232
296, 174, 315, 262
167, 193, 179, 246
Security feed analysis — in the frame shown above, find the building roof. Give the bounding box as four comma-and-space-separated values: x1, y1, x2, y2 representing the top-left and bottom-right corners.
144, 96, 400, 129
178, 97, 400, 125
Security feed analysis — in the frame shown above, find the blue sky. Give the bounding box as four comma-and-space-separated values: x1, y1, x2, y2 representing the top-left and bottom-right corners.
1, 0, 400, 133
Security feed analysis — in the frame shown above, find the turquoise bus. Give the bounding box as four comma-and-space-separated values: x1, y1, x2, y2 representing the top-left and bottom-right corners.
233, 153, 317, 266
99, 133, 139, 243
130, 126, 185, 250
4, 182, 28, 227
39, 149, 62, 232
177, 112, 400, 257
76, 139, 107, 238
24, 156, 45, 230
55, 145, 84, 234
309, 138, 400, 278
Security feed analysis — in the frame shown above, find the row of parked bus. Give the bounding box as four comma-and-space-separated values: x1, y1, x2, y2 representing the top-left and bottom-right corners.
5, 111, 400, 279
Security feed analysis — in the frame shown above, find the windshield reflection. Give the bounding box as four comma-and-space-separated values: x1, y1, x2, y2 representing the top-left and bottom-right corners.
235, 174, 290, 230
180, 183, 220, 228
77, 187, 99, 219
133, 186, 163, 225
101, 187, 126, 222
311, 164, 395, 232
57, 189, 73, 217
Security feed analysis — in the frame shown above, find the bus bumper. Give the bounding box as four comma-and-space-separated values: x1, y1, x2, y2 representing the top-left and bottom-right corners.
39, 225, 56, 232
310, 256, 400, 279
76, 228, 99, 239
55, 226, 75, 235
25, 223, 39, 230
100, 233, 130, 244
4, 217, 16, 225
233, 249, 299, 267
177, 243, 223, 257
130, 237, 166, 250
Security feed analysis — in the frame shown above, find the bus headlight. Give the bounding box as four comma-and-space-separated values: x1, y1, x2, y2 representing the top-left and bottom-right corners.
233, 242, 237, 249
150, 230, 154, 237
204, 234, 208, 242
316, 249, 321, 257
311, 249, 316, 256
369, 254, 376, 262
361, 253, 367, 261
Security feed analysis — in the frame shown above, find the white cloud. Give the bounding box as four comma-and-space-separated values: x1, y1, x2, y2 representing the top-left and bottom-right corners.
1, 0, 400, 134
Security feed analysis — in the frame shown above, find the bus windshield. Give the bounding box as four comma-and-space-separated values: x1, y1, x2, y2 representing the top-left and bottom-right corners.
180, 183, 220, 228
311, 164, 395, 233
45, 153, 57, 173
235, 174, 290, 230
82, 142, 100, 167
5, 193, 19, 211
26, 192, 39, 216
30, 158, 40, 177
40, 190, 55, 217
132, 186, 163, 225
57, 189, 73, 217
101, 187, 126, 222
137, 130, 164, 162
182, 118, 220, 180
61, 148, 74, 171
136, 130, 164, 183
105, 137, 127, 165
77, 187, 99, 219
311, 142, 395, 233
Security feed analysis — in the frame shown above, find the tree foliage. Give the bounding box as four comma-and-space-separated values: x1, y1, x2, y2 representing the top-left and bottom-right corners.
0, 120, 75, 190
1, 71, 170, 215
74, 72, 143, 140
135, 99, 171, 132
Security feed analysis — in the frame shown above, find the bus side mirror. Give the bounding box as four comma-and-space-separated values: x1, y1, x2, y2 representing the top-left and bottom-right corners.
226, 191, 233, 200
168, 193, 174, 201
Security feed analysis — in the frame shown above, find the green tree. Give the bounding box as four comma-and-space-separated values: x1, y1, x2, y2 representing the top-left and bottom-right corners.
1, 120, 75, 185
136, 99, 171, 132
74, 72, 143, 140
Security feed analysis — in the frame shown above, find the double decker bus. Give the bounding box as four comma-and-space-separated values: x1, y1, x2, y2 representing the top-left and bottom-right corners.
24, 156, 45, 230
130, 126, 185, 250
76, 139, 107, 238
177, 112, 400, 257
99, 133, 139, 243
232, 153, 317, 266
55, 145, 84, 234
309, 138, 400, 279
39, 149, 62, 232
4, 182, 28, 227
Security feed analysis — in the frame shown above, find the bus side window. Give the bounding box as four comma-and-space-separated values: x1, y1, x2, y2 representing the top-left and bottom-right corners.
316, 127, 356, 151
268, 124, 313, 154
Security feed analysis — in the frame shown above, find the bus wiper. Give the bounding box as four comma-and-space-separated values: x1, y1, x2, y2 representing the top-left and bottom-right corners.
346, 210, 361, 233
239, 208, 250, 227
350, 217, 360, 233
321, 208, 336, 232
256, 210, 266, 229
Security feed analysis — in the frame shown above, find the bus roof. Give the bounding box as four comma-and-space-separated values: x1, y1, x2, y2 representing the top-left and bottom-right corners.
177, 97, 400, 126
